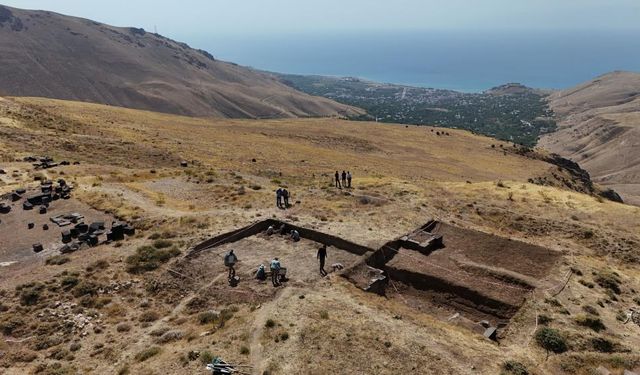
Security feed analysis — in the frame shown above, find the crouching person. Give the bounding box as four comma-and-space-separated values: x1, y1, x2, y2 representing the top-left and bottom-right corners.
255, 264, 266, 281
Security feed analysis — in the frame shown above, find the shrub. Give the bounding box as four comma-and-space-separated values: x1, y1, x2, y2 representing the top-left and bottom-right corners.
200, 351, 214, 365
595, 270, 622, 294
134, 347, 161, 362
117, 365, 130, 375
139, 310, 160, 322
86, 259, 109, 272
116, 323, 131, 332
45, 255, 70, 265
126, 245, 180, 274
544, 298, 562, 307
152, 239, 173, 249
18, 283, 44, 306
501, 360, 529, 375
60, 276, 80, 291
578, 279, 595, 288
11, 349, 38, 363
211, 309, 235, 329
0, 316, 25, 335
198, 311, 218, 325
156, 330, 184, 344
575, 315, 606, 332
537, 314, 553, 325
72, 281, 100, 297
280, 332, 289, 341
240, 346, 250, 355
591, 337, 615, 353
150, 327, 169, 337
534, 327, 568, 353
265, 319, 276, 328
319, 310, 329, 319
582, 305, 599, 316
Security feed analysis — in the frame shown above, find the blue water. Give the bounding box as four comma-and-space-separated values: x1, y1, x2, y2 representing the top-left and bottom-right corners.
186, 30, 640, 92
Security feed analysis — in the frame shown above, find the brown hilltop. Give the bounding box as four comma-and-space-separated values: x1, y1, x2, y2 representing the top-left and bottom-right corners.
540, 71, 640, 205
0, 5, 361, 118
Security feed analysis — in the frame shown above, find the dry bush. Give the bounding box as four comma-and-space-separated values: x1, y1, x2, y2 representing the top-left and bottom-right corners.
17, 282, 45, 306
86, 259, 109, 272
116, 323, 132, 332
45, 255, 71, 266
126, 245, 180, 274
155, 330, 184, 344
134, 346, 161, 362
139, 310, 160, 322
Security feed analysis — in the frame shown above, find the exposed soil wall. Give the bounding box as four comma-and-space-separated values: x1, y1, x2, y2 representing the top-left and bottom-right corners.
386, 266, 529, 319
188, 219, 374, 258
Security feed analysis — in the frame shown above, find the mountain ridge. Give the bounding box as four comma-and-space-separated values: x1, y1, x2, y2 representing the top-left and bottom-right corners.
540, 70, 640, 205
0, 4, 361, 118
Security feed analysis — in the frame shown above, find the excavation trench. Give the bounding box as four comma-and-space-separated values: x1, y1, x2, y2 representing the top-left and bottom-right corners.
188, 219, 559, 329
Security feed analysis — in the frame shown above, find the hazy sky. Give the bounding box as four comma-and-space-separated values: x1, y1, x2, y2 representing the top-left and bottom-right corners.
3, 0, 640, 38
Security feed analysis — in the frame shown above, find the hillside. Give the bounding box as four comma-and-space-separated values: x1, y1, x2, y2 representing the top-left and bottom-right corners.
0, 5, 360, 118
540, 71, 640, 205
1, 97, 639, 375
275, 73, 556, 146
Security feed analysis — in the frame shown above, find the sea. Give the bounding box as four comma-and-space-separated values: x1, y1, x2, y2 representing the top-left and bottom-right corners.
187, 30, 640, 92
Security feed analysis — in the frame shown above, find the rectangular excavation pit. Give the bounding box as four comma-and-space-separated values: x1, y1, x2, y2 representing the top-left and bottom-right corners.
171, 220, 374, 305
353, 221, 562, 327
189, 219, 373, 259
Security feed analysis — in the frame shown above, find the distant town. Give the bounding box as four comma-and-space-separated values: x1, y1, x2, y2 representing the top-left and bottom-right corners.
277, 74, 556, 146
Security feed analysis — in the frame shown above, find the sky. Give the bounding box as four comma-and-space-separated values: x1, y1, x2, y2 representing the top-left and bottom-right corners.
3, 0, 640, 38
3, 0, 639, 90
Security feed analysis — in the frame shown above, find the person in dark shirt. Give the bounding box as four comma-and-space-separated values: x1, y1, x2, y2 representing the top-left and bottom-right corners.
282, 189, 290, 208
341, 171, 347, 188
335, 171, 341, 188
224, 249, 238, 280
317, 244, 328, 276
276, 188, 283, 208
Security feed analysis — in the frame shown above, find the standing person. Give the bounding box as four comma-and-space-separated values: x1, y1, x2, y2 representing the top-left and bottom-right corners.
276, 188, 283, 209
341, 171, 347, 188
334, 171, 341, 188
270, 257, 281, 286
317, 244, 328, 276
347, 171, 352, 188
282, 188, 290, 208
224, 249, 238, 280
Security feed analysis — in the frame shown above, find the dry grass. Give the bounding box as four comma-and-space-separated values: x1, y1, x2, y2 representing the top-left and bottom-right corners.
0, 97, 639, 374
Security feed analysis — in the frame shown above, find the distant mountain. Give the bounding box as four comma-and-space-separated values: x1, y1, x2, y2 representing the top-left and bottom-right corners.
540, 71, 640, 205
275, 73, 555, 146
484, 83, 546, 96
0, 5, 360, 118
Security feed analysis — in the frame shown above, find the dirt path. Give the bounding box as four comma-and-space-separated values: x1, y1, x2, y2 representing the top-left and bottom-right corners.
248, 286, 295, 374
91, 184, 182, 218
91, 183, 257, 219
